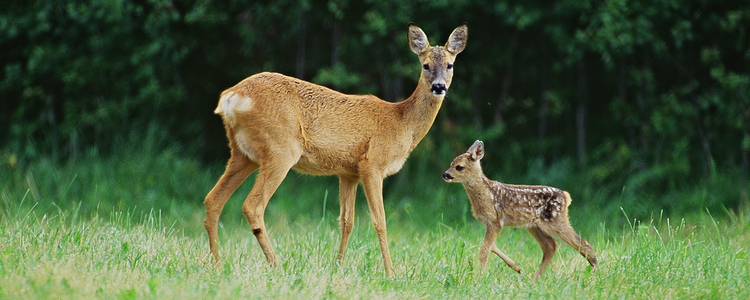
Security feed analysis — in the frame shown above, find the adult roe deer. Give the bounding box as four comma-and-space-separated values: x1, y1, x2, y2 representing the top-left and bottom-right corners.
443, 141, 597, 281
204, 23, 468, 276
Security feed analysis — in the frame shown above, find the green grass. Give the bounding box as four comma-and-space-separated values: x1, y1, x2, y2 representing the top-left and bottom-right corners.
2, 137, 748, 299
1, 192, 748, 299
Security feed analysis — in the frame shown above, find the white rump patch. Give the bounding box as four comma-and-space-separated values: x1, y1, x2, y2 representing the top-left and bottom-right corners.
216, 92, 252, 115
215, 92, 252, 126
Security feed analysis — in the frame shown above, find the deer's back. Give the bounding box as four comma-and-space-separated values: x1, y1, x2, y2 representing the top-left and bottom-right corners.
492, 182, 571, 227
215, 72, 413, 177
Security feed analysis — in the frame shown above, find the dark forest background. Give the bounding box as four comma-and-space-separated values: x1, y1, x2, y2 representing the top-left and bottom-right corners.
1, 0, 748, 223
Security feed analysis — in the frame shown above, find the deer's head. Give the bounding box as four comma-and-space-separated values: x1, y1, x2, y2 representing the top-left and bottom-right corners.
409, 23, 468, 97
443, 140, 484, 183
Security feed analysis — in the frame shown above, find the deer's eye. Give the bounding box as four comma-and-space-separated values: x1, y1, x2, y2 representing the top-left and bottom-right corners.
447, 64, 454, 70
423, 64, 430, 71
455, 165, 465, 171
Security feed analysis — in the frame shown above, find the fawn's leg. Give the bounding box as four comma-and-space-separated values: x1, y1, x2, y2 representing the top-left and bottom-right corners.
545, 221, 597, 269
481, 225, 521, 273
527, 226, 559, 281
360, 171, 394, 277
204, 143, 258, 267
242, 159, 295, 267
337, 175, 359, 264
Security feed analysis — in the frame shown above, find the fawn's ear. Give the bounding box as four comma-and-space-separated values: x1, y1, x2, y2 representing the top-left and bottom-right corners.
445, 22, 468, 55
408, 23, 430, 55
468, 140, 484, 161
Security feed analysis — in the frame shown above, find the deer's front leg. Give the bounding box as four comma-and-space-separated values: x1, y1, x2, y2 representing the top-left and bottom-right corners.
481, 225, 521, 273
337, 175, 359, 264
479, 225, 499, 272
361, 172, 394, 277
491, 245, 521, 273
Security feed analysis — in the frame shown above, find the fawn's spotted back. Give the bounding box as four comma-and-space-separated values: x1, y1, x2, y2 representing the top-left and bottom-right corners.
491, 183, 569, 225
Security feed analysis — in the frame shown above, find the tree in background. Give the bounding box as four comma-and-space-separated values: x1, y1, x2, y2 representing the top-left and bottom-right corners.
1, 0, 748, 216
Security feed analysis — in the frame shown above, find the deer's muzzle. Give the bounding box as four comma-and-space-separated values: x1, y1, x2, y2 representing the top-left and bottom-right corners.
431, 83, 447, 96
442, 172, 454, 182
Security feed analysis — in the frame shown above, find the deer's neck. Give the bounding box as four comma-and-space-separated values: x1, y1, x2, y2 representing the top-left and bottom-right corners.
461, 174, 494, 202
396, 81, 444, 151
461, 174, 503, 223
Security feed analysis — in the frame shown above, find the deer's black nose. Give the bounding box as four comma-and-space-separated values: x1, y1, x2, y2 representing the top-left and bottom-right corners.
431, 83, 447, 94
443, 172, 453, 181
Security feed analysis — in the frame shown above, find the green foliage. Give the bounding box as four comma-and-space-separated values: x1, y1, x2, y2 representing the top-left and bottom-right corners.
312, 64, 372, 94
2, 0, 749, 217
2, 0, 186, 159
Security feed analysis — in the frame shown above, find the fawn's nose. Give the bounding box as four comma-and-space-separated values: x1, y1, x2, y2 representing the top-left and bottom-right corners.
442, 172, 453, 181
431, 83, 447, 95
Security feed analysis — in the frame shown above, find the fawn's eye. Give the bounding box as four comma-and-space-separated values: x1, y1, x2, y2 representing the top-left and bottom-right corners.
455, 165, 464, 171
447, 64, 454, 70
423, 64, 430, 71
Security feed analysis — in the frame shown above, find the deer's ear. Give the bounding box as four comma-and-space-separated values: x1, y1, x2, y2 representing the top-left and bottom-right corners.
468, 140, 484, 161
408, 23, 430, 55
445, 23, 468, 55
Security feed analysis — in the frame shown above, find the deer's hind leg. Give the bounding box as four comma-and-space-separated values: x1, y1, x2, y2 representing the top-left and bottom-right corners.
204, 136, 258, 267
242, 150, 298, 267
528, 226, 559, 281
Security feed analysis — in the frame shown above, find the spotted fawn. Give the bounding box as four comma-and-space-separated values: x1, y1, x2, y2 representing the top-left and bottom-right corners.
443, 140, 597, 280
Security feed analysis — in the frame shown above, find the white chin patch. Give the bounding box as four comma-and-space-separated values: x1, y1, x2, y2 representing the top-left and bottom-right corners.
432, 91, 446, 97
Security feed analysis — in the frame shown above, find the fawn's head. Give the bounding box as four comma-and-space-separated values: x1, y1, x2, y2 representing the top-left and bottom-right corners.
443, 140, 484, 183
408, 23, 468, 97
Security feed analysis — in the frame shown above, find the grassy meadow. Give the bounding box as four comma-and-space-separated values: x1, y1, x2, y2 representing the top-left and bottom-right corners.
1, 143, 749, 299
1, 196, 748, 299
